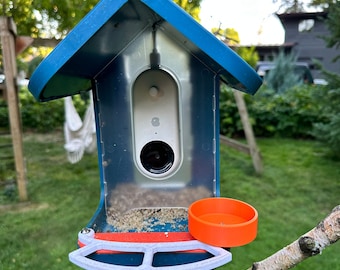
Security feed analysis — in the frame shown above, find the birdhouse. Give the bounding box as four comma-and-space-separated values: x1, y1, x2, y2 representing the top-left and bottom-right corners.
28, 0, 262, 269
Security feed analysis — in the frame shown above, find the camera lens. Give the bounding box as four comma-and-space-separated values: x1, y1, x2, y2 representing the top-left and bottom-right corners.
140, 141, 174, 174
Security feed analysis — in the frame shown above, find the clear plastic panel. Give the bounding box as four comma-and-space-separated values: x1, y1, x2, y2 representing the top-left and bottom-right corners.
94, 25, 218, 232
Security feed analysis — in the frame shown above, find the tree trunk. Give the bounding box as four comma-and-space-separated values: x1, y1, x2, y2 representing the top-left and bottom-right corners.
249, 205, 340, 270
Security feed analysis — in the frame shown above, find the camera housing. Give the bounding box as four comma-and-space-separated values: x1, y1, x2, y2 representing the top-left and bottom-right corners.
132, 69, 182, 180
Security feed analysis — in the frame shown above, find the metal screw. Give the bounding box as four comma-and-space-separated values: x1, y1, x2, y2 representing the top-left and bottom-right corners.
80, 227, 91, 234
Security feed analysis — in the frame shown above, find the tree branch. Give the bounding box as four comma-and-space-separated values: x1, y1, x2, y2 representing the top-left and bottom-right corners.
249, 205, 340, 270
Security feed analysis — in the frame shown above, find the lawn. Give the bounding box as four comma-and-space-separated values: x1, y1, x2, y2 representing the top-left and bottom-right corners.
0, 132, 339, 269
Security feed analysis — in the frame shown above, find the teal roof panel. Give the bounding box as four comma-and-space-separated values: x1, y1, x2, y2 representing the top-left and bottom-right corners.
28, 0, 262, 101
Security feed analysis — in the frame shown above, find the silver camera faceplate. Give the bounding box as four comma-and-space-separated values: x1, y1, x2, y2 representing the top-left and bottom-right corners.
95, 25, 217, 213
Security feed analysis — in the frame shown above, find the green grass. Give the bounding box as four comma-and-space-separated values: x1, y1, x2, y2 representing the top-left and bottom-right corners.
0, 133, 100, 270
0, 132, 339, 269
219, 138, 340, 270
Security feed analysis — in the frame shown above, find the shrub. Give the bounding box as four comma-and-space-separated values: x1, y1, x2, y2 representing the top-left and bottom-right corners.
19, 88, 64, 132
311, 68, 340, 159
0, 87, 88, 132
265, 51, 301, 93
0, 82, 331, 146
0, 98, 9, 129
219, 86, 243, 137
219, 84, 328, 139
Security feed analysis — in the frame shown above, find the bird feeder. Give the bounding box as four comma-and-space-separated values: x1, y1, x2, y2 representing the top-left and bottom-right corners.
28, 0, 262, 269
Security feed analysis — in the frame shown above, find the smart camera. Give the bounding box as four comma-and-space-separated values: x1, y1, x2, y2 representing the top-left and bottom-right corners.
132, 69, 182, 179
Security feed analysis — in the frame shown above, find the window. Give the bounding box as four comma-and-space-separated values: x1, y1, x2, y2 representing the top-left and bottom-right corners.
298, 19, 314, 32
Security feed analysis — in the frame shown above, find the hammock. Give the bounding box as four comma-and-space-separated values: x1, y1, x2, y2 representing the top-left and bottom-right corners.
64, 91, 96, 164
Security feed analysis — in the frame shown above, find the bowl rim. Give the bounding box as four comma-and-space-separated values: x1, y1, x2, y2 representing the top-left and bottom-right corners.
188, 197, 258, 227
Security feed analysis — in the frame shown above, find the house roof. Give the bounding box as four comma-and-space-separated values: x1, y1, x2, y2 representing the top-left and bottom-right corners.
277, 11, 328, 21
28, 0, 262, 101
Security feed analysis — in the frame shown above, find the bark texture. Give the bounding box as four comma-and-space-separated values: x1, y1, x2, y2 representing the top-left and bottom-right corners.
249, 205, 340, 270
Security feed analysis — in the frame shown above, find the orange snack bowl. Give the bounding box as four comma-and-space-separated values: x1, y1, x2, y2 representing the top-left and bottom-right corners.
188, 197, 258, 247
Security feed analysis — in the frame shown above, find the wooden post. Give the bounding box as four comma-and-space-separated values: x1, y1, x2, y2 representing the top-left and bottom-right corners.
0, 16, 28, 201
233, 90, 263, 174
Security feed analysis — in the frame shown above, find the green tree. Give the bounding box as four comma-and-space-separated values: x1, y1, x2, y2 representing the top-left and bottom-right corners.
309, 0, 338, 8
0, 0, 202, 71
265, 51, 300, 93
307, 1, 340, 159
0, 0, 202, 37
0, 0, 97, 37
235, 46, 259, 68
273, 0, 306, 13
0, 0, 36, 36
211, 27, 240, 45
319, 1, 340, 61
174, 0, 201, 22
33, 0, 98, 37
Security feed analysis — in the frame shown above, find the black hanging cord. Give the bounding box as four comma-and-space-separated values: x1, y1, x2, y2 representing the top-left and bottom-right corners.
150, 22, 161, 69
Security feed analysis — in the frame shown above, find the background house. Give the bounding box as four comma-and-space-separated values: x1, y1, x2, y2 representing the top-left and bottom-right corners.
277, 11, 339, 80
248, 11, 339, 80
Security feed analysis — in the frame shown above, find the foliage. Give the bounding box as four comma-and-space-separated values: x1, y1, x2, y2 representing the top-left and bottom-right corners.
0, 0, 201, 68
310, 0, 338, 6
311, 0, 340, 152
235, 46, 259, 68
0, 99, 9, 128
0, 0, 37, 36
0, 134, 15, 184
219, 86, 241, 138
313, 113, 340, 159
306, 0, 340, 158
27, 56, 44, 77
0, 0, 97, 37
0, 133, 339, 269
211, 27, 240, 45
322, 1, 340, 62
253, 85, 327, 137
34, 0, 98, 36
219, 83, 327, 139
273, 0, 306, 13
1, 83, 328, 141
308, 0, 340, 62
264, 51, 301, 93
0, 82, 331, 157
0, 0, 201, 37
19, 88, 64, 132
174, 0, 202, 22
0, 87, 88, 132
310, 65, 340, 158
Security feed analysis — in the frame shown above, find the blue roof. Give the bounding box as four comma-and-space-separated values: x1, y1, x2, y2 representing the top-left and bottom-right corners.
28, 0, 262, 101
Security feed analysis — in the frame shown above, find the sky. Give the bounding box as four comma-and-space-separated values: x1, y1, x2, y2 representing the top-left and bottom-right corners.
200, 0, 286, 45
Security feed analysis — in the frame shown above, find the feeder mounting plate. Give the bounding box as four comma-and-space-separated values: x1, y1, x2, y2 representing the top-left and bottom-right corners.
69, 228, 232, 269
